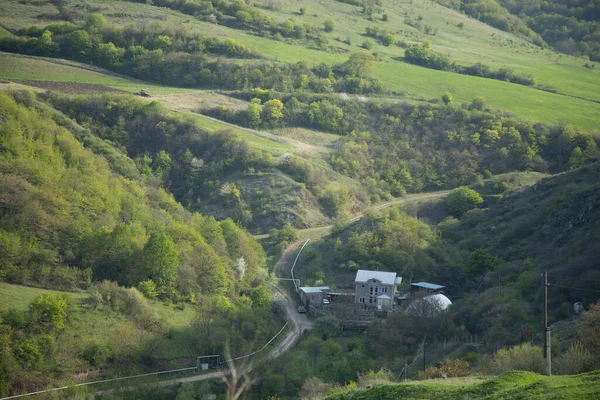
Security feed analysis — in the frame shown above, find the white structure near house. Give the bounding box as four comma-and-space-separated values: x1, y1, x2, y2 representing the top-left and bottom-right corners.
354, 270, 402, 311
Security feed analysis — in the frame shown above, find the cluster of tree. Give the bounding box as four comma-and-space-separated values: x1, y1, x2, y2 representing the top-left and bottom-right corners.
364, 26, 396, 46
42, 92, 279, 227
436, 0, 546, 47
0, 17, 379, 93
14, 16, 262, 59
125, 0, 326, 44
335, 0, 384, 19
0, 91, 269, 303
404, 41, 536, 86
296, 208, 458, 288
498, 0, 600, 61
202, 94, 599, 200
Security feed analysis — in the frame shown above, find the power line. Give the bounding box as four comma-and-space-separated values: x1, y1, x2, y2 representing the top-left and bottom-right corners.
548, 274, 600, 283
548, 283, 600, 293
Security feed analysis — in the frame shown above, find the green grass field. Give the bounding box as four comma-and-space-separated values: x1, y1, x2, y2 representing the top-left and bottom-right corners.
0, 0, 599, 131
325, 370, 600, 399
0, 282, 198, 371
0, 282, 88, 311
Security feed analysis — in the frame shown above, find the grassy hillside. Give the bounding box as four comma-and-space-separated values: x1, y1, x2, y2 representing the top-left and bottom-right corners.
325, 370, 600, 400
0, 0, 599, 131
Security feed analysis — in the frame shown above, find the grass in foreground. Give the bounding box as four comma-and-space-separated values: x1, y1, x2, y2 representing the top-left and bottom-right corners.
325, 370, 600, 399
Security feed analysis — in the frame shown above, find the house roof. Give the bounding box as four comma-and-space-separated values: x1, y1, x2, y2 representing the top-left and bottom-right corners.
300, 286, 330, 294
411, 282, 445, 290
377, 294, 392, 300
355, 270, 397, 285
395, 277, 403, 285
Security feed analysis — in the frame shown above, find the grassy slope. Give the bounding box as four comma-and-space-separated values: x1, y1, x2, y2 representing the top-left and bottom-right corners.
0, 282, 198, 372
325, 370, 600, 399
0, 0, 599, 131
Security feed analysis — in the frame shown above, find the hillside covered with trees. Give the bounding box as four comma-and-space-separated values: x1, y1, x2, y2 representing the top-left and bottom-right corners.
0, 91, 279, 396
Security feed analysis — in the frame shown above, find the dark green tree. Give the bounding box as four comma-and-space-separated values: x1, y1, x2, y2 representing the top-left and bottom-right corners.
446, 186, 484, 217
142, 232, 179, 296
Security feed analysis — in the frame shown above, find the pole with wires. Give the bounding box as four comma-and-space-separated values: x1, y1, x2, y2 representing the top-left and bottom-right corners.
543, 271, 551, 375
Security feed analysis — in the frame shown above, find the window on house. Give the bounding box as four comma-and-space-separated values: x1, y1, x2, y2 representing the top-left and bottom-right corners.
359, 298, 364, 303
375, 287, 378, 293
382, 287, 388, 293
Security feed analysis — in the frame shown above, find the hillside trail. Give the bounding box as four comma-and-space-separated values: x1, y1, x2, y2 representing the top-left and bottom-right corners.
253, 190, 450, 239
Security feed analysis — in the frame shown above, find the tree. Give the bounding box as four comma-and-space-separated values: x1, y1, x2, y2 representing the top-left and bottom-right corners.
341, 52, 375, 76
247, 98, 262, 128
324, 19, 335, 32
446, 186, 483, 217
142, 232, 179, 296
63, 30, 92, 60
464, 248, 502, 278
578, 300, 600, 358
315, 316, 341, 339
362, 39, 374, 50
250, 285, 270, 308
85, 13, 107, 31
261, 99, 284, 126
28, 294, 68, 331
441, 91, 454, 105
382, 34, 394, 46
138, 279, 158, 299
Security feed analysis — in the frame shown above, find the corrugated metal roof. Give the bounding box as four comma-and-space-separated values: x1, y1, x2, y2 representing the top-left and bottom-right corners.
411, 282, 445, 290
355, 270, 397, 285
299, 286, 330, 294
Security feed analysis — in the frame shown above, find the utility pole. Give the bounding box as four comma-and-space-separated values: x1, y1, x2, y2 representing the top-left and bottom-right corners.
543, 271, 551, 375
423, 334, 427, 373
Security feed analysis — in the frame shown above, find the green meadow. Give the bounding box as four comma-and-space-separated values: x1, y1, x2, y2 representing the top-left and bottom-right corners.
0, 0, 599, 131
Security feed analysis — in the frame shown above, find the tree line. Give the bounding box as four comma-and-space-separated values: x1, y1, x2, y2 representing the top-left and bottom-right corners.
404, 40, 536, 86
202, 91, 600, 201
0, 16, 382, 93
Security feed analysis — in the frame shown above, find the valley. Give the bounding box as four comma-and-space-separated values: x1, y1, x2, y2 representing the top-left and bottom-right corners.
0, 0, 599, 398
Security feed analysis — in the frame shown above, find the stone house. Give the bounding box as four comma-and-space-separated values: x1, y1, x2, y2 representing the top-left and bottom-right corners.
354, 270, 402, 311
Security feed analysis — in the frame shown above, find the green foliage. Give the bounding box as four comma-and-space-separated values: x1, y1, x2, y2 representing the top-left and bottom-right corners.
441, 91, 454, 105
340, 52, 375, 76
416, 359, 470, 380
324, 19, 336, 32
446, 186, 484, 217
464, 248, 502, 278
485, 343, 545, 374
315, 316, 341, 339
142, 232, 179, 297
138, 279, 159, 300
250, 285, 271, 308
28, 294, 68, 331
325, 370, 600, 399
578, 300, 600, 358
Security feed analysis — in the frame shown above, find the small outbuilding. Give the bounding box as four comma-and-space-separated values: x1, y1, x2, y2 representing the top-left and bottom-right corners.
411, 282, 445, 295
299, 286, 330, 308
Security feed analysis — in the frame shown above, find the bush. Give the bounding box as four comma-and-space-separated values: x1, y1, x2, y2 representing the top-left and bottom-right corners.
485, 343, 544, 374
446, 186, 484, 217
416, 359, 470, 380
324, 19, 335, 32
554, 342, 598, 375
138, 279, 159, 300
82, 340, 109, 366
